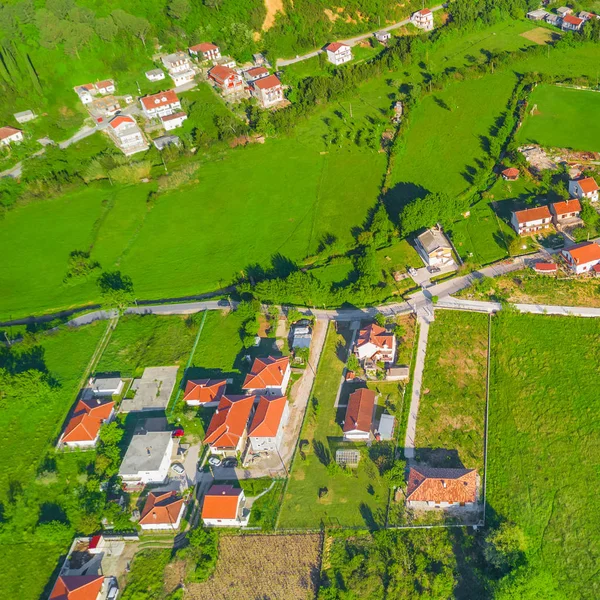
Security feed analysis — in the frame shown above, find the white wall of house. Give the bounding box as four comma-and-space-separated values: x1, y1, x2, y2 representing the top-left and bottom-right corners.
343, 429, 371, 442
162, 115, 187, 131
249, 402, 289, 453
142, 101, 181, 119
561, 250, 600, 274
121, 437, 173, 486
326, 46, 353, 65
569, 180, 599, 202
140, 502, 185, 531
510, 214, 551, 235
170, 71, 195, 86
256, 85, 283, 108
0, 131, 24, 146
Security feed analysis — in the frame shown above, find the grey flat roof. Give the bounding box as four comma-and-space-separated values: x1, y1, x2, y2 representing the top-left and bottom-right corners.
92, 376, 122, 390
119, 431, 172, 475
416, 228, 451, 253
378, 413, 395, 440
14, 110, 34, 117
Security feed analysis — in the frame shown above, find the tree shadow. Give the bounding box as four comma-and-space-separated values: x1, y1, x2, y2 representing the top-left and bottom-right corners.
359, 502, 377, 529
413, 447, 466, 469
433, 96, 451, 111
39, 502, 67, 524
382, 182, 431, 224
313, 440, 331, 466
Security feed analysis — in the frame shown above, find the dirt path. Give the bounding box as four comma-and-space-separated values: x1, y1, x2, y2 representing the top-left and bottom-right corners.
262, 0, 284, 31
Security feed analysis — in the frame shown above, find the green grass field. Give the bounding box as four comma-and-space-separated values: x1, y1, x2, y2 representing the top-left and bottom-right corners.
415, 311, 488, 474
488, 313, 600, 599
279, 323, 400, 529
0, 322, 106, 599
517, 84, 600, 152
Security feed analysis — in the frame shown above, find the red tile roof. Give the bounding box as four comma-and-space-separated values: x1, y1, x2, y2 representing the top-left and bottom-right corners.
0, 126, 22, 140
325, 42, 348, 53
406, 467, 477, 504
61, 398, 114, 443
513, 206, 552, 224
564, 14, 584, 25
109, 115, 134, 129
564, 242, 600, 265
253, 74, 282, 90
246, 66, 269, 77
534, 262, 557, 272
203, 395, 254, 449
418, 8, 432, 15
356, 323, 394, 350
140, 90, 179, 110
552, 199, 581, 215
183, 379, 227, 404
343, 388, 376, 434
96, 79, 113, 89
576, 177, 599, 194
139, 491, 185, 526
161, 111, 187, 122
208, 65, 239, 84
202, 484, 242, 520
190, 42, 218, 53
248, 395, 287, 437
50, 575, 104, 600
502, 167, 519, 179
243, 356, 289, 390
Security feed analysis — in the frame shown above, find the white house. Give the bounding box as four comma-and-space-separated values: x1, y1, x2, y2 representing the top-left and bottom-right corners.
162, 51, 192, 74
248, 395, 289, 453
374, 30, 391, 43
201, 485, 249, 527
325, 42, 353, 65
510, 206, 552, 235
145, 68, 166, 82
189, 42, 221, 62
107, 115, 148, 156
161, 112, 187, 131
75, 84, 95, 104
561, 242, 600, 274
0, 126, 24, 146
139, 491, 185, 531
208, 65, 245, 96
140, 90, 181, 119
170, 69, 195, 86
415, 227, 454, 267
562, 14, 584, 31
90, 376, 124, 397
411, 8, 434, 31
244, 66, 269, 82
119, 430, 174, 489
243, 356, 291, 396
14, 110, 36, 124
95, 79, 115, 95
251, 74, 284, 108
527, 9, 550, 20
355, 323, 396, 363
343, 388, 376, 442
59, 398, 115, 449
569, 177, 599, 202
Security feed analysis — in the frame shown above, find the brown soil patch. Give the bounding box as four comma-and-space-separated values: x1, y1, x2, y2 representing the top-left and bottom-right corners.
262, 0, 285, 31
187, 534, 321, 600
520, 27, 556, 45
324, 8, 340, 22
293, 468, 306, 480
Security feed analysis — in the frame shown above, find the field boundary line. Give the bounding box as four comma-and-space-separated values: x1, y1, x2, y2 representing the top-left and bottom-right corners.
167, 310, 208, 418
482, 312, 492, 526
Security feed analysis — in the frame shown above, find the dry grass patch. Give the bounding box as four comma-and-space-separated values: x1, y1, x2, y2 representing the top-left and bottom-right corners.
187, 534, 321, 600
520, 27, 557, 45
262, 0, 284, 30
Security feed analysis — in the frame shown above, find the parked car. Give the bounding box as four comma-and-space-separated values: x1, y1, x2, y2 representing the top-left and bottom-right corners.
172, 428, 185, 438
222, 457, 238, 468
217, 299, 229, 307
171, 463, 185, 475
408, 266, 418, 276
427, 265, 441, 274
208, 456, 222, 467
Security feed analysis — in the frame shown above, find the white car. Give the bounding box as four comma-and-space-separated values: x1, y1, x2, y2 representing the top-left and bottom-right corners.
208, 457, 222, 467
171, 463, 185, 475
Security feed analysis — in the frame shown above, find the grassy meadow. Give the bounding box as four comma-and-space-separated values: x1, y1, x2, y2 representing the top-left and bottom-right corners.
279, 322, 400, 529
415, 311, 489, 474
516, 84, 600, 152
0, 322, 107, 599
488, 313, 600, 599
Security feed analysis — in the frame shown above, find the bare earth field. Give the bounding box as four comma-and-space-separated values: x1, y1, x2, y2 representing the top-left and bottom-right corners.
182, 534, 321, 600
520, 27, 557, 45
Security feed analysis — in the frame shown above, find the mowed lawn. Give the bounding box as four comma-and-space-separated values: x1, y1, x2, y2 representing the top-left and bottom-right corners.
0, 322, 106, 599
279, 323, 396, 529
516, 84, 600, 152
488, 314, 600, 599
415, 311, 488, 474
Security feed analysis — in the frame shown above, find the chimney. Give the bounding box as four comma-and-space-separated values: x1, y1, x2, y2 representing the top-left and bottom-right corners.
442, 480, 447, 488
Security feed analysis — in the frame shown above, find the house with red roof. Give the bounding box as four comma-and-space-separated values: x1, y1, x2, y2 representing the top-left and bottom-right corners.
562, 13, 584, 30
95, 79, 115, 95
59, 397, 115, 449
203, 395, 255, 455
411, 8, 434, 31
510, 206, 552, 235
139, 491, 186, 531
501, 167, 519, 181
405, 467, 478, 509
189, 42, 221, 62
183, 378, 227, 406
325, 42, 353, 65
550, 198, 582, 227
201, 484, 249, 527
49, 575, 105, 600
248, 395, 289, 453
107, 115, 148, 155
208, 65, 244, 96
561, 242, 600, 274
533, 262, 558, 274
160, 111, 187, 131
244, 66, 269, 82
0, 126, 23, 146
343, 388, 376, 441
569, 177, 599, 202
140, 90, 181, 119
243, 356, 291, 396
354, 323, 396, 362
251, 74, 284, 108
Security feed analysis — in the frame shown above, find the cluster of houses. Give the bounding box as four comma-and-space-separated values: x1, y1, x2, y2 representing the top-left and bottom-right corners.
0, 111, 37, 149
527, 6, 599, 31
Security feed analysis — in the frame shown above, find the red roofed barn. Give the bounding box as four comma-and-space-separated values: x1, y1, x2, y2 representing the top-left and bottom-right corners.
243, 356, 291, 396
139, 491, 186, 530
343, 388, 376, 441
203, 395, 255, 455
405, 467, 478, 509
248, 395, 289, 452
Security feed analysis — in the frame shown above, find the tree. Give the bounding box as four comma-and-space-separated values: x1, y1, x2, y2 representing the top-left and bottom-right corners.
167, 0, 190, 20
399, 192, 468, 236
374, 312, 386, 327
64, 250, 100, 282
370, 203, 395, 248
484, 521, 527, 574
46, 0, 74, 19
384, 460, 406, 489
95, 17, 117, 42
97, 271, 135, 311
354, 244, 380, 287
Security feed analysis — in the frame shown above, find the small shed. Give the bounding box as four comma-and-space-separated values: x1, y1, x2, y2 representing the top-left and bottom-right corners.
557, 6, 572, 17
153, 135, 181, 150
386, 365, 409, 381
14, 110, 36, 124
375, 31, 391, 43
291, 325, 312, 349
377, 413, 396, 441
